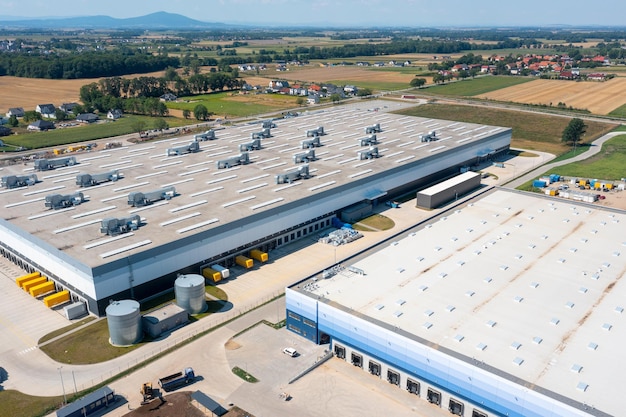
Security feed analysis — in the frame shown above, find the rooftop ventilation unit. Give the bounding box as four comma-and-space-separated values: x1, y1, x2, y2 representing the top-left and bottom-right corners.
262, 120, 277, 129
166, 140, 200, 156
216, 152, 250, 169
365, 123, 382, 134
44, 192, 85, 209
275, 164, 310, 184
1, 174, 38, 188
238, 138, 262, 152
100, 215, 141, 236
301, 136, 322, 149
420, 131, 437, 143
34, 156, 77, 171
293, 149, 316, 163
306, 126, 325, 137
127, 186, 176, 207
76, 170, 120, 187
251, 127, 272, 139
357, 146, 380, 160
358, 134, 378, 146
193, 129, 216, 141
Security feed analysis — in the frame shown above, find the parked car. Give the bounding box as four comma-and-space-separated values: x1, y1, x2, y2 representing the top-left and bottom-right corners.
283, 347, 297, 357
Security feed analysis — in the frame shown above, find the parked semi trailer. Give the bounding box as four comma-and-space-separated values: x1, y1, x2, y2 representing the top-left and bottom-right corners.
127, 186, 176, 207
158, 367, 195, 392
34, 156, 77, 171
1, 174, 38, 188
76, 170, 120, 187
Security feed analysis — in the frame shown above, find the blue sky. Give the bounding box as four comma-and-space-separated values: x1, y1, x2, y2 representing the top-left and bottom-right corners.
1, 0, 625, 27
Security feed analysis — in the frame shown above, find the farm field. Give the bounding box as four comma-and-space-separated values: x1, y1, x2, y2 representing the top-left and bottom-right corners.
474, 77, 626, 115
394, 103, 618, 155
423, 76, 534, 96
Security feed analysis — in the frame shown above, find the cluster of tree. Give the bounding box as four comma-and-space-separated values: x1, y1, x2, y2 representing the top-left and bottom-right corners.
561, 118, 587, 146
0, 50, 179, 79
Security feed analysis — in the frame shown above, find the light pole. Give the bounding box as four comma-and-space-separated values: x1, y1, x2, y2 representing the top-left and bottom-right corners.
58, 366, 67, 405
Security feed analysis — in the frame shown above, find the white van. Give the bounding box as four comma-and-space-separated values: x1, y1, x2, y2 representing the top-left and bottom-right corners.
282, 347, 297, 357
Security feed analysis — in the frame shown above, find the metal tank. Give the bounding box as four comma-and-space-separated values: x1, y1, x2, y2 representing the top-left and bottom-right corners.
174, 274, 207, 315
106, 300, 143, 346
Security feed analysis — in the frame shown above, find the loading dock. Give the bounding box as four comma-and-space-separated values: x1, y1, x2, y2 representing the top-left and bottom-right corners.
368, 360, 381, 377
406, 378, 420, 395
351, 352, 363, 368
427, 388, 441, 406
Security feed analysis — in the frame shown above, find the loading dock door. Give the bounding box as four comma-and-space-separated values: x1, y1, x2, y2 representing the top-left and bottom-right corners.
406, 378, 420, 395
427, 388, 441, 406
472, 410, 488, 417
387, 369, 400, 386
334, 345, 346, 359
368, 361, 381, 377
351, 352, 363, 368
449, 398, 464, 416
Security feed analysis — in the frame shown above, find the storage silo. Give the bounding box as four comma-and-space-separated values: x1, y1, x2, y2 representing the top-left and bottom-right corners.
175, 274, 207, 314
106, 300, 142, 346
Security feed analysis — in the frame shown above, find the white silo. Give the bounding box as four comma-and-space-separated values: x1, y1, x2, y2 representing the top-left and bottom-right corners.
106, 300, 143, 346
175, 274, 207, 314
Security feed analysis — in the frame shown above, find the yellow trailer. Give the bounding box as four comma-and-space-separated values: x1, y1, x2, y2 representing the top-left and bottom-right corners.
29, 281, 55, 297
43, 290, 70, 308
22, 276, 47, 293
16, 272, 41, 288
606, 183, 614, 190
202, 267, 222, 283
235, 255, 253, 269
250, 249, 268, 262
579, 179, 588, 186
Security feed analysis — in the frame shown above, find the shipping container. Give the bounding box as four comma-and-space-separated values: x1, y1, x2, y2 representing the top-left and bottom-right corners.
29, 280, 55, 297
202, 267, 222, 283
532, 180, 546, 188
16, 271, 41, 287
579, 179, 588, 186
43, 290, 70, 308
235, 255, 253, 268
250, 249, 268, 263
22, 276, 47, 293
211, 264, 230, 279
606, 183, 614, 190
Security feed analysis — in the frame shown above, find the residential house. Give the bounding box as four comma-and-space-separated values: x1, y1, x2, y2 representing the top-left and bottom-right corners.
76, 113, 99, 124
373, 61, 385, 67
307, 94, 320, 105
343, 85, 358, 94
451, 64, 469, 72
6, 107, 25, 118
27, 120, 55, 131
559, 71, 575, 80
268, 80, 289, 90
59, 103, 79, 114
587, 73, 606, 81
289, 86, 308, 96
160, 93, 177, 102
308, 84, 321, 93
107, 109, 123, 120
36, 104, 56, 119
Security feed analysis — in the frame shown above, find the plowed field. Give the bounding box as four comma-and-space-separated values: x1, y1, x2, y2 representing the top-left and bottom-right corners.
475, 77, 626, 115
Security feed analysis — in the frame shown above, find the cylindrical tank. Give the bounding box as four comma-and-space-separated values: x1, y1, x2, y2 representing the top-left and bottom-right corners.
175, 274, 207, 314
106, 300, 142, 346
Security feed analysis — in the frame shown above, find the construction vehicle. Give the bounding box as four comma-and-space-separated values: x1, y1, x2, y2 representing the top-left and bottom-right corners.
158, 367, 195, 392
34, 156, 77, 171
100, 215, 141, 236
251, 128, 272, 139
194, 130, 216, 141
358, 134, 378, 146
140, 382, 155, 404
420, 131, 437, 142
365, 123, 382, 134
127, 186, 176, 207
301, 136, 321, 149
76, 170, 120, 187
293, 149, 315, 163
262, 120, 277, 129
357, 146, 380, 160
238, 138, 262, 152
276, 164, 310, 184
1, 174, 38, 189
306, 126, 325, 137
217, 152, 250, 169
45, 192, 85, 209
166, 140, 200, 156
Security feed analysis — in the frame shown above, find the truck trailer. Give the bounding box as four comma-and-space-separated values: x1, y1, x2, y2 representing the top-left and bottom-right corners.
127, 186, 176, 207
158, 367, 195, 391
76, 170, 120, 187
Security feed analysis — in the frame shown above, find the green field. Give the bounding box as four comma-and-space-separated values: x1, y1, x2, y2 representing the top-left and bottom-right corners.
395, 103, 618, 155
168, 91, 300, 118
422, 76, 534, 96
608, 102, 626, 118
1, 116, 187, 151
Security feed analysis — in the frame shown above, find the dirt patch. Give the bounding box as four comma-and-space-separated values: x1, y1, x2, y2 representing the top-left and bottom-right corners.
225, 339, 241, 350
475, 78, 626, 115
123, 392, 204, 417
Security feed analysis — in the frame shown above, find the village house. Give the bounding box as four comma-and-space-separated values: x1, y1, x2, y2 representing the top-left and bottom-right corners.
59, 103, 79, 114
76, 113, 99, 124
36, 104, 56, 119
27, 120, 55, 131
159, 93, 177, 102
6, 107, 25, 118
107, 109, 123, 120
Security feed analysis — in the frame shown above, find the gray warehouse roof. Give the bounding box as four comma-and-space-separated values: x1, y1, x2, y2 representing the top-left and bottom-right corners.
0, 100, 510, 268
300, 189, 626, 417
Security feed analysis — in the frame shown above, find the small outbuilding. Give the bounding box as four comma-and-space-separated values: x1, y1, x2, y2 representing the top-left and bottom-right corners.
56, 386, 116, 417
416, 171, 481, 209
76, 113, 99, 124
27, 120, 55, 131
142, 303, 189, 338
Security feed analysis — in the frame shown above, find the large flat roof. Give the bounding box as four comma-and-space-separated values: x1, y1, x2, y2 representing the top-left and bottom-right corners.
302, 189, 626, 416
0, 100, 509, 267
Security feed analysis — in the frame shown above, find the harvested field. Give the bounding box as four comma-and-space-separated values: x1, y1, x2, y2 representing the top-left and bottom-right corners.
475, 78, 626, 115
260, 65, 419, 87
